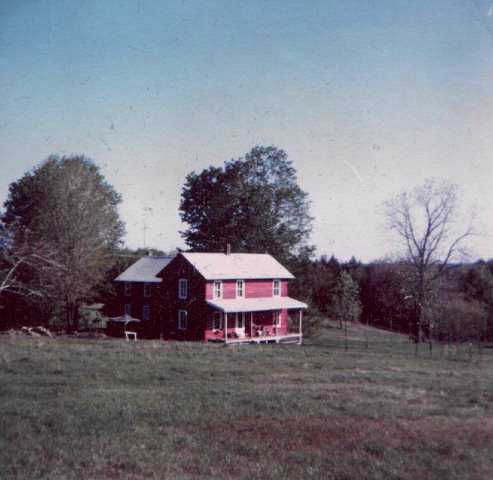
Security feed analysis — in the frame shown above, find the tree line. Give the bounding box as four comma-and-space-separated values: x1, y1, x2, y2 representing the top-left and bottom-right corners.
0, 147, 491, 347
294, 255, 493, 344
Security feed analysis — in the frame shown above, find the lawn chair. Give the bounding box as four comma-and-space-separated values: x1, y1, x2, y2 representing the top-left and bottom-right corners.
125, 331, 137, 341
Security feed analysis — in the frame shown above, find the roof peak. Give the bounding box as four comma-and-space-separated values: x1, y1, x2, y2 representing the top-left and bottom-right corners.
184, 252, 272, 256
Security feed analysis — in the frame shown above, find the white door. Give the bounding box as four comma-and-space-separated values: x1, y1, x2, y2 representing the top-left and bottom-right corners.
235, 312, 246, 337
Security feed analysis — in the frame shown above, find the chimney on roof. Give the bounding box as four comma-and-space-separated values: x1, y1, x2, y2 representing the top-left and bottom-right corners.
226, 243, 231, 255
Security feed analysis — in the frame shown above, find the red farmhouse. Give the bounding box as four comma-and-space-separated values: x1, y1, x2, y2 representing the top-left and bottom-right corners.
114, 251, 307, 343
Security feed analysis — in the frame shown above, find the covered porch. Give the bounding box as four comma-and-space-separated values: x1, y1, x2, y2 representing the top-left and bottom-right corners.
205, 296, 307, 345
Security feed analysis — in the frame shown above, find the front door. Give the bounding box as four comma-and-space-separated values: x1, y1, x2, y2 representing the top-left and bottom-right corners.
235, 312, 246, 338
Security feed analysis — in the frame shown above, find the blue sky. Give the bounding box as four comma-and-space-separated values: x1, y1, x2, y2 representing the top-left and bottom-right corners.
1, 0, 492, 261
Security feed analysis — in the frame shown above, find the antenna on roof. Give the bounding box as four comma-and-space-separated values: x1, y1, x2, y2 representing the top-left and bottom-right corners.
226, 243, 231, 255
142, 206, 153, 249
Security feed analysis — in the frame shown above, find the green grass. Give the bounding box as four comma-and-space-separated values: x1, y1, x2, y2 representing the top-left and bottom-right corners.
1, 322, 492, 479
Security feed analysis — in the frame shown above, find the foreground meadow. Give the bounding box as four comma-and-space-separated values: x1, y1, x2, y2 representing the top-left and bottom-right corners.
1, 323, 492, 480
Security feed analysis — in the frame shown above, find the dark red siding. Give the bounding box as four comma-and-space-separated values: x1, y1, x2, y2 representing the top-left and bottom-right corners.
158, 255, 208, 341
105, 281, 161, 338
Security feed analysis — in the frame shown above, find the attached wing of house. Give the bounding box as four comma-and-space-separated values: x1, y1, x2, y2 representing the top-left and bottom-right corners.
111, 255, 173, 333
115, 256, 173, 283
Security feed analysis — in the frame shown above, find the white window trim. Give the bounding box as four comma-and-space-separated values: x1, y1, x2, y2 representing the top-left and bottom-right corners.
143, 304, 150, 321
124, 282, 132, 296
178, 310, 188, 330
213, 312, 223, 330
273, 279, 281, 297
124, 304, 131, 316
273, 310, 281, 328
178, 278, 188, 299
236, 279, 244, 298
213, 280, 222, 299
144, 283, 151, 298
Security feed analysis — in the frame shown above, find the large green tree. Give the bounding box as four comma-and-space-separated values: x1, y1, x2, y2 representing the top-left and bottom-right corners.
179, 145, 313, 263
2, 155, 125, 330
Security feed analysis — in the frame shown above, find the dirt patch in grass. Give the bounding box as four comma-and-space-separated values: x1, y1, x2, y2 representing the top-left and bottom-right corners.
203, 416, 493, 453
197, 416, 493, 479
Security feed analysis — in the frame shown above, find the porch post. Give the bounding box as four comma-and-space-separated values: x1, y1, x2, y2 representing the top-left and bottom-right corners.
250, 312, 253, 338
224, 312, 228, 344
299, 309, 303, 345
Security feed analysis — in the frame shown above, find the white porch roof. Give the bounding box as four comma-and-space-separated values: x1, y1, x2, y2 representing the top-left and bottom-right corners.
206, 296, 307, 313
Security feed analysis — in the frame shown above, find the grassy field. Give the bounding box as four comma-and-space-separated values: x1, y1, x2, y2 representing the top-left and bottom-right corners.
1, 322, 492, 479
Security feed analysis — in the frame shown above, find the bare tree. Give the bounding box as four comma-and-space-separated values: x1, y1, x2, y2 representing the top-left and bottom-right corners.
384, 179, 474, 351
0, 226, 63, 300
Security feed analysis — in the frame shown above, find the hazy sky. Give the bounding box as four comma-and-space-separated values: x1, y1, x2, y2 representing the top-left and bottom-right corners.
1, 0, 492, 261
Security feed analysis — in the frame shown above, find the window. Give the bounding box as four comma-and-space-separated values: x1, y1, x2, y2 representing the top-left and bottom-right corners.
273, 311, 281, 328
144, 283, 151, 297
236, 312, 245, 329
213, 280, 222, 299
178, 310, 187, 330
143, 305, 150, 321
124, 304, 131, 316
273, 279, 281, 297
236, 279, 244, 298
213, 312, 223, 330
178, 279, 188, 299
124, 282, 132, 296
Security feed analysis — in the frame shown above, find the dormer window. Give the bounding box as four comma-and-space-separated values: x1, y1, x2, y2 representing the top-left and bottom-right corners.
213, 280, 222, 299
124, 282, 132, 296
178, 279, 188, 299
236, 279, 244, 298
273, 279, 280, 297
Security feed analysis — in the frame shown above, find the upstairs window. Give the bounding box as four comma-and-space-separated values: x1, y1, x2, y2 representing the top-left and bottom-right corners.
144, 283, 151, 297
236, 279, 244, 298
124, 282, 132, 296
273, 279, 281, 297
178, 279, 188, 299
143, 305, 150, 321
178, 310, 188, 330
124, 304, 131, 316
213, 280, 222, 299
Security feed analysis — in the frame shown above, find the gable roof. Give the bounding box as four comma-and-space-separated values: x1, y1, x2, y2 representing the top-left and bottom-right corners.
115, 256, 173, 283
180, 252, 294, 280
